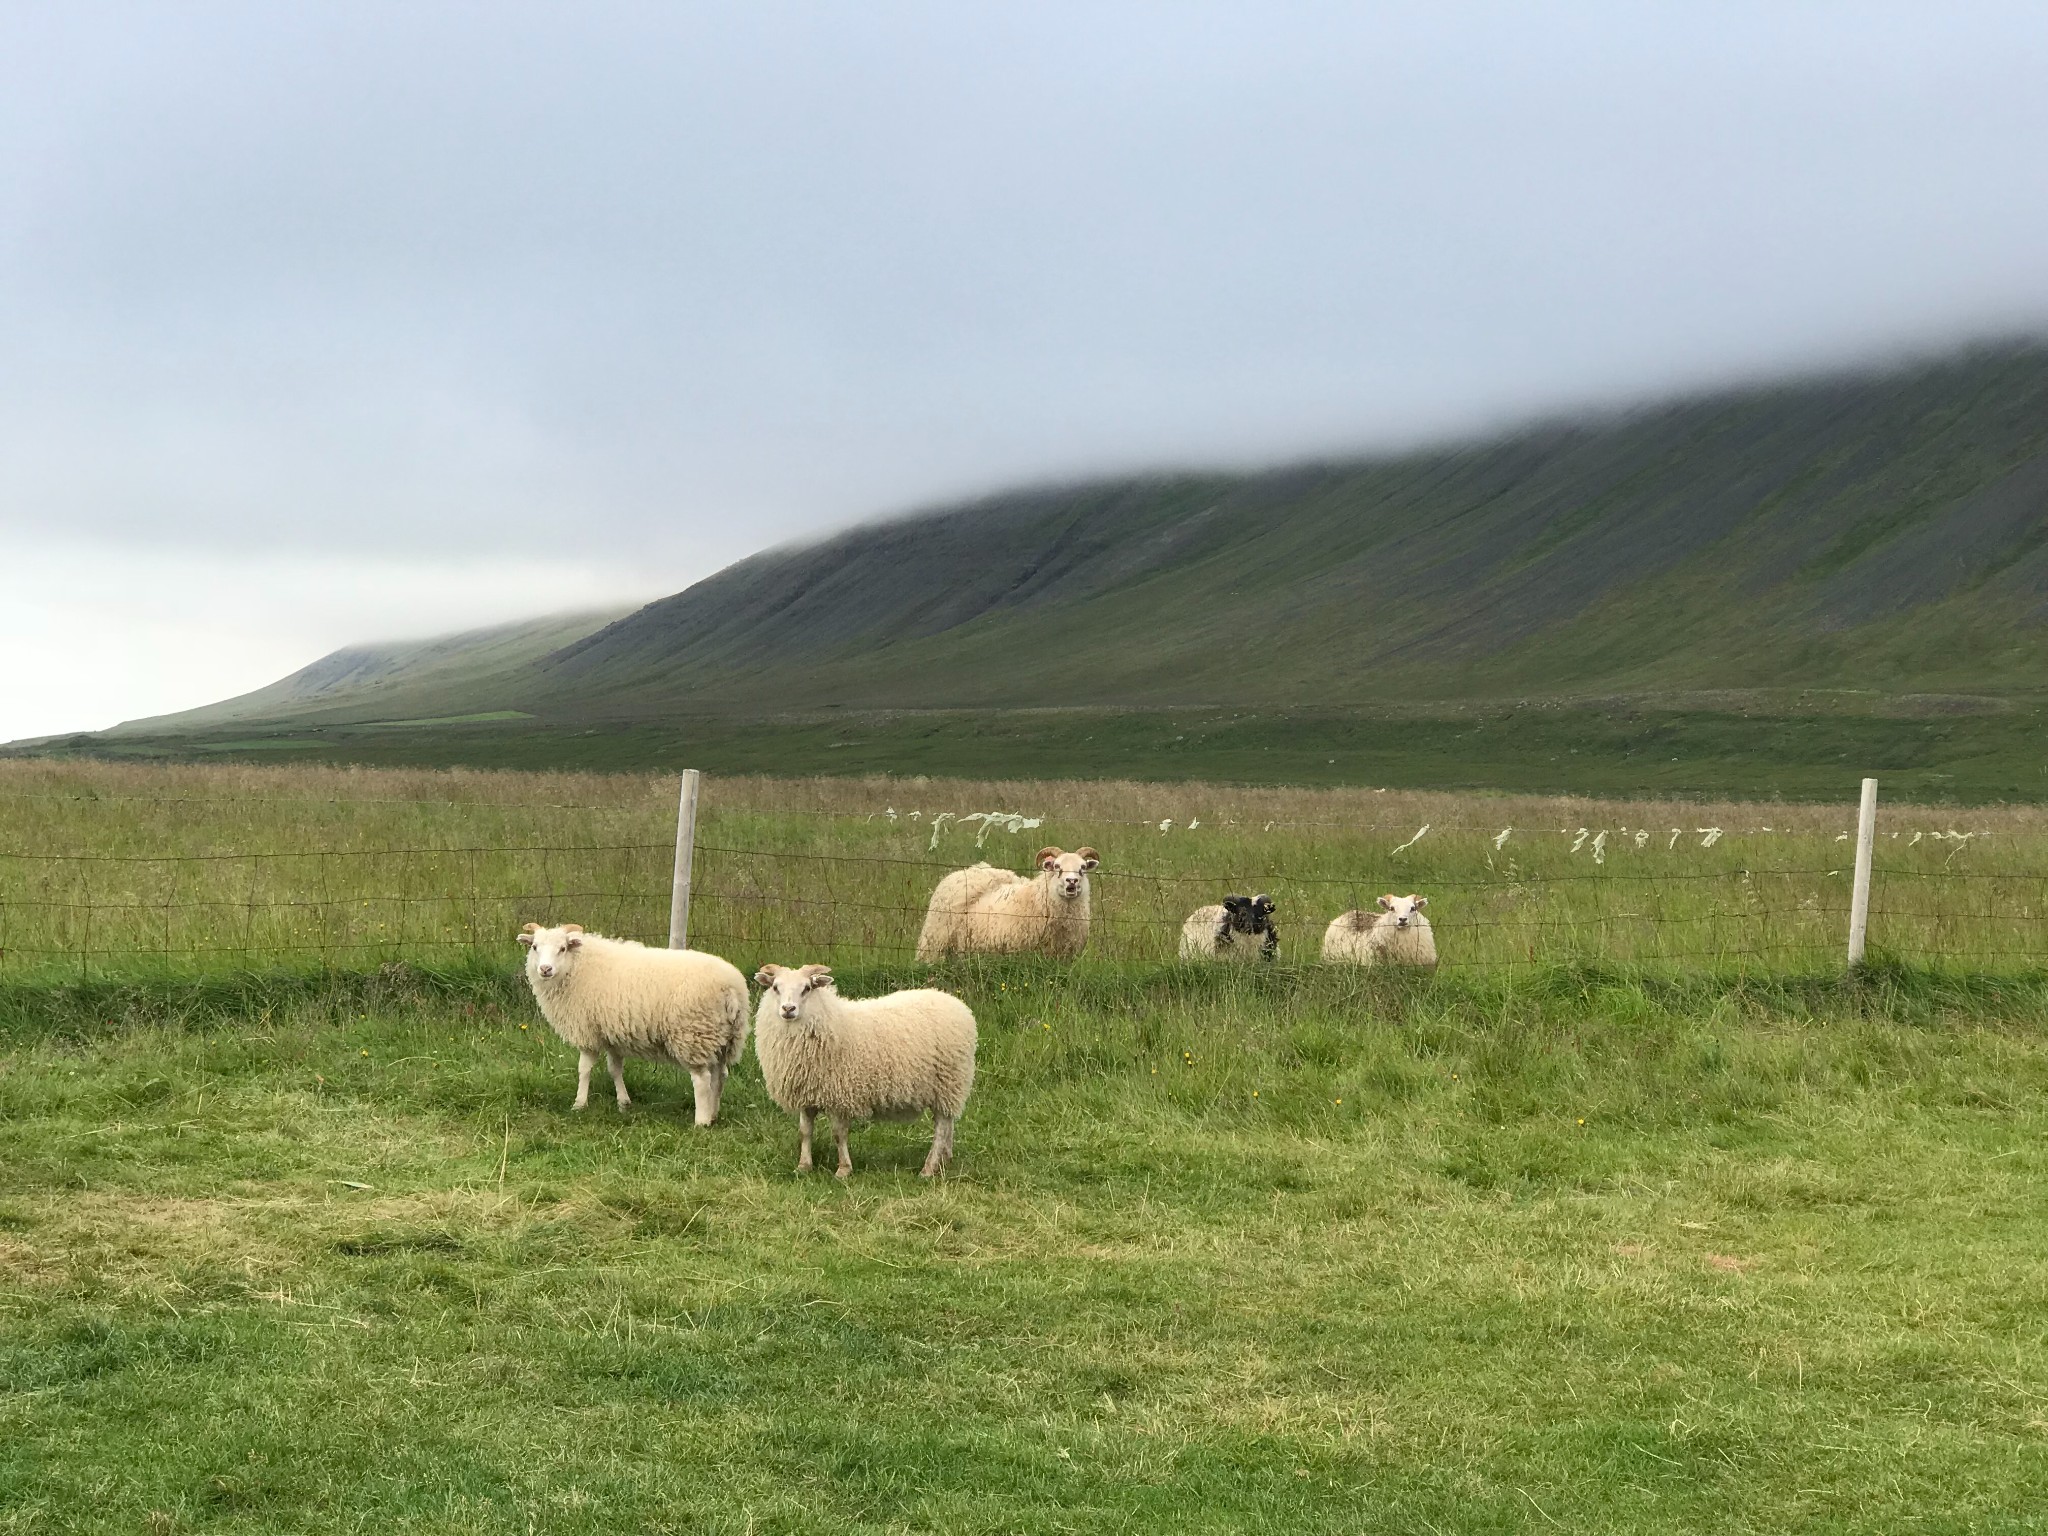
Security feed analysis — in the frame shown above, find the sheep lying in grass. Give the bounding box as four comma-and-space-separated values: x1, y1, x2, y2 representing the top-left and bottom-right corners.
753, 963, 977, 1178
517, 923, 750, 1123
1180, 894, 1279, 961
914, 846, 1099, 962
1321, 895, 1436, 969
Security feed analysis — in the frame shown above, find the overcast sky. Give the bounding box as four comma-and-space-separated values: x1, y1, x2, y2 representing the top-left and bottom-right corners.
5, 1, 2048, 740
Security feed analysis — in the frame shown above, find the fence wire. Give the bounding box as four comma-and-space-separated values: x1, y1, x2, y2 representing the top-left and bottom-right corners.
0, 807, 2041, 980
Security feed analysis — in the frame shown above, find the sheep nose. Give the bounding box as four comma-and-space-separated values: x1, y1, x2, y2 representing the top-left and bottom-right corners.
781, 1005, 798, 1018
538, 965, 554, 976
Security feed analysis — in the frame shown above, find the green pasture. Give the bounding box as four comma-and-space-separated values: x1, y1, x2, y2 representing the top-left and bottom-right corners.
3, 961, 2048, 1533
3, 762, 2048, 1531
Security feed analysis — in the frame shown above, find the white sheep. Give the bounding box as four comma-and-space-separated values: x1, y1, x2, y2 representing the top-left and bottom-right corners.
752, 963, 977, 1179
517, 922, 750, 1124
914, 846, 1099, 962
1321, 895, 1437, 968
1179, 893, 1280, 961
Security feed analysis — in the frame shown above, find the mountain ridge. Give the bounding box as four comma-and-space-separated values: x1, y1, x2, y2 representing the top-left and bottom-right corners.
38, 341, 2048, 799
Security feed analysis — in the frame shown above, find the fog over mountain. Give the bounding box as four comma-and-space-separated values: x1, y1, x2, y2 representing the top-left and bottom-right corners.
6, 2, 2048, 742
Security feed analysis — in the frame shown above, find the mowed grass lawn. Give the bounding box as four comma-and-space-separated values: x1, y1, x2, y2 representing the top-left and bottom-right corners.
4, 961, 2048, 1534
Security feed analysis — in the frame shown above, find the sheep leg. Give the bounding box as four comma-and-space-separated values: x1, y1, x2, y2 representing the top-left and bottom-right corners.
920, 1114, 956, 1178
688, 1064, 723, 1127
605, 1050, 631, 1112
573, 1050, 597, 1110
796, 1109, 816, 1173
832, 1113, 853, 1179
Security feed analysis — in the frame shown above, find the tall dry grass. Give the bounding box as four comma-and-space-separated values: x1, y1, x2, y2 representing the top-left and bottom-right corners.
2, 758, 2042, 979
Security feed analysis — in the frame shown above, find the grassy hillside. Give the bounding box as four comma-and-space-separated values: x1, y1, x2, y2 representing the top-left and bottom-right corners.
32, 343, 2048, 796
106, 610, 629, 737
532, 343, 2048, 712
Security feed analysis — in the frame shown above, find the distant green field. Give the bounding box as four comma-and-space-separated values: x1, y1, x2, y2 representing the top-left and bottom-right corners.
50, 694, 2048, 803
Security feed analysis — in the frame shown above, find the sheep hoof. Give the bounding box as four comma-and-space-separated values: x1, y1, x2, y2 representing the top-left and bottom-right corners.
835, 1165, 852, 1180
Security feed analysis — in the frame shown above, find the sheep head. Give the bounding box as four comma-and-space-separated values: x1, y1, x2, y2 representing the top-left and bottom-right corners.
756, 962, 835, 1021
517, 922, 586, 979
1037, 846, 1098, 900
1376, 894, 1428, 929
1221, 894, 1276, 935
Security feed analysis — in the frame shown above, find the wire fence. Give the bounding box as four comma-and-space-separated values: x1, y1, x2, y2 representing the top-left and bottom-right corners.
2, 790, 2044, 980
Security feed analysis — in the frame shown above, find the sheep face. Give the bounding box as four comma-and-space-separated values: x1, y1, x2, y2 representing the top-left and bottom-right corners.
1221, 894, 1276, 936
1375, 894, 1428, 929
516, 922, 585, 980
755, 963, 834, 1022
1036, 846, 1100, 900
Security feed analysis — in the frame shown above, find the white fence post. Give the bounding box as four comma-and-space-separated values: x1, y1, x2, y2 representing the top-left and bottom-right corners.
1847, 776, 1878, 970
669, 769, 700, 950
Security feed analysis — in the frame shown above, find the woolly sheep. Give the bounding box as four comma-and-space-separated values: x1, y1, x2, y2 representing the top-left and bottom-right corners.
1321, 895, 1437, 969
1180, 893, 1280, 961
914, 846, 1099, 962
752, 963, 977, 1179
517, 922, 750, 1123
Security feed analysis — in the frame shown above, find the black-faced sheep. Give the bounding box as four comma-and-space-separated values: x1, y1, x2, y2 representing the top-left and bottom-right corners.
752, 963, 977, 1178
517, 923, 750, 1123
1179, 893, 1279, 961
914, 846, 1099, 962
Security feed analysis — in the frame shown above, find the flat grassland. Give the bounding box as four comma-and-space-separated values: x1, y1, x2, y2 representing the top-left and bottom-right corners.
3, 760, 2048, 1533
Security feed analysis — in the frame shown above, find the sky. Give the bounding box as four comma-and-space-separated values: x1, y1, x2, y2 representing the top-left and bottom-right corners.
5, 2, 2048, 741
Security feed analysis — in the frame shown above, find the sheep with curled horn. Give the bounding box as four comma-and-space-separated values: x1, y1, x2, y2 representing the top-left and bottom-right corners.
914, 846, 1100, 962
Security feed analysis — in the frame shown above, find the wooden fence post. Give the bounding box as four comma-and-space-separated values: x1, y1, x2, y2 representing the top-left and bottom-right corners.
1847, 776, 1878, 970
669, 770, 700, 950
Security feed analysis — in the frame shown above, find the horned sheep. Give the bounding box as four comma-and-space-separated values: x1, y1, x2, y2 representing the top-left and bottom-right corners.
517, 923, 750, 1124
1180, 893, 1280, 961
1321, 895, 1436, 969
753, 963, 977, 1178
914, 846, 1099, 962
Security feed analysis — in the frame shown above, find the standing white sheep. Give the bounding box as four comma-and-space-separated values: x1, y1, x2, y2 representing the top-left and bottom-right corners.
517, 923, 750, 1124
1321, 895, 1437, 969
1179, 894, 1280, 961
752, 963, 977, 1179
914, 846, 1099, 962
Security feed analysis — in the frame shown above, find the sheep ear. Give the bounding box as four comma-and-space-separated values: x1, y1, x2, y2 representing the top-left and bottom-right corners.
565, 935, 583, 949
560, 923, 584, 934
1222, 895, 1247, 911
1412, 896, 1428, 909
516, 930, 535, 947
1254, 894, 1274, 912
1035, 846, 1063, 869
800, 964, 834, 990
1076, 847, 1099, 869
754, 964, 783, 987
1377, 895, 1394, 910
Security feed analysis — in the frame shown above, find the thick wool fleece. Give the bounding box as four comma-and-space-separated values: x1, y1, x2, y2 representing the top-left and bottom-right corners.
753, 987, 976, 1121
524, 933, 750, 1071
1320, 909, 1437, 968
915, 864, 1091, 961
